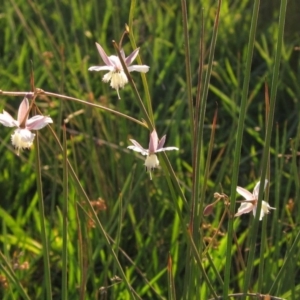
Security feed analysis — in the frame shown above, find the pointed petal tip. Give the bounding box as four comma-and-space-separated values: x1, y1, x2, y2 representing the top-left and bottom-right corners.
88, 66, 113, 72
0, 111, 18, 127
149, 130, 158, 153
125, 48, 140, 65
95, 42, 113, 67
26, 115, 53, 130
128, 65, 150, 73
236, 186, 254, 200
17, 97, 29, 124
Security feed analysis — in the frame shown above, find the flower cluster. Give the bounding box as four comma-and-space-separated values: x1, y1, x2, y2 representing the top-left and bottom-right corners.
0, 96, 53, 155
1, 38, 277, 221
1, 40, 179, 182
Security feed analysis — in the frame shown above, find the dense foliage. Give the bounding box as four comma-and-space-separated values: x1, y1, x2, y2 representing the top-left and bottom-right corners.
0, 0, 300, 299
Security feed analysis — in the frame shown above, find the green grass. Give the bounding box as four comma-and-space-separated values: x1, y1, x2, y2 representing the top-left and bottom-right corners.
0, 0, 300, 299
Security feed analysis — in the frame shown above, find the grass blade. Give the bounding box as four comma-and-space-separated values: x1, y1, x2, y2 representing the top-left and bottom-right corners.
62, 124, 68, 300
223, 0, 260, 297
181, 0, 194, 145
34, 131, 52, 300
243, 0, 287, 295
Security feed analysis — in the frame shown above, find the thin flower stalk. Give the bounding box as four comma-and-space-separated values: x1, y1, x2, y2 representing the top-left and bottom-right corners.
235, 180, 275, 221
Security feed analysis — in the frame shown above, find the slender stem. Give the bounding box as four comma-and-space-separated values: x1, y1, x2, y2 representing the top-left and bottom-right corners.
269, 230, 300, 295
62, 125, 68, 300
34, 131, 52, 300
0, 90, 147, 128
257, 82, 271, 292
167, 254, 176, 300
193, 0, 221, 237
243, 0, 286, 295
160, 157, 218, 298
181, 0, 194, 147
127, 1, 154, 125
45, 124, 137, 299
0, 251, 31, 300
223, 0, 260, 298
112, 41, 154, 131
187, 230, 219, 299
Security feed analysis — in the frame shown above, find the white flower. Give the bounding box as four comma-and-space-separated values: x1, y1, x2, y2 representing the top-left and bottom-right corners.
234, 180, 276, 221
88, 42, 150, 99
127, 130, 178, 180
0, 96, 53, 155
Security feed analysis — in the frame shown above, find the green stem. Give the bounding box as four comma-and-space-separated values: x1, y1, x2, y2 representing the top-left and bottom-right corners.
160, 158, 218, 299
0, 251, 31, 300
223, 0, 260, 298
181, 0, 194, 147
62, 125, 68, 300
46, 125, 137, 299
34, 132, 52, 300
128, 0, 154, 125
112, 41, 154, 131
243, 0, 286, 295
269, 230, 300, 295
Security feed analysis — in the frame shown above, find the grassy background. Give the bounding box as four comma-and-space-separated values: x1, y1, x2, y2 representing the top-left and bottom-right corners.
0, 0, 300, 299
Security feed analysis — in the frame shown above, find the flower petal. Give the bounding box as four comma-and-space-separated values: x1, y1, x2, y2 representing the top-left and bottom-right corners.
127, 145, 148, 155
88, 66, 114, 72
120, 49, 126, 60
125, 48, 139, 65
26, 115, 53, 130
235, 202, 254, 217
0, 111, 18, 127
253, 205, 258, 219
236, 186, 255, 201
149, 130, 158, 154
155, 146, 179, 153
127, 65, 150, 73
18, 97, 29, 125
128, 139, 144, 149
128, 139, 148, 155
253, 179, 268, 198
262, 201, 276, 213
108, 55, 122, 70
157, 135, 166, 150
95, 43, 113, 67
254, 201, 275, 220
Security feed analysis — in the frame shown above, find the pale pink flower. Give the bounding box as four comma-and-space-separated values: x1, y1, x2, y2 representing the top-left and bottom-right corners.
88, 42, 149, 99
235, 180, 275, 221
0, 97, 53, 155
128, 130, 178, 180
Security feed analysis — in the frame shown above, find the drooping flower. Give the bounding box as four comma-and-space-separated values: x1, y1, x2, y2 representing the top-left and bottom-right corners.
0, 96, 53, 155
234, 180, 275, 221
127, 130, 178, 180
88, 42, 150, 99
